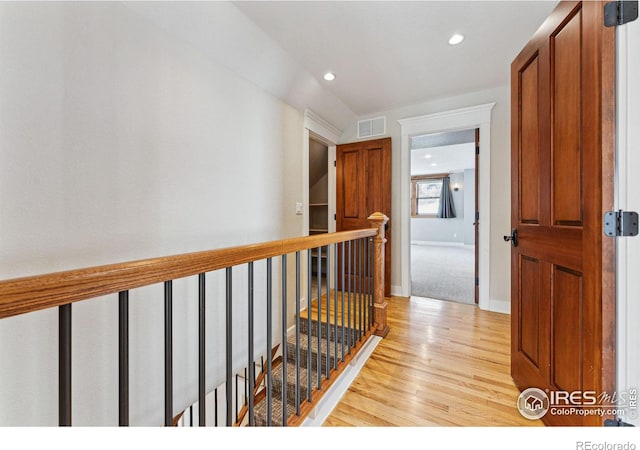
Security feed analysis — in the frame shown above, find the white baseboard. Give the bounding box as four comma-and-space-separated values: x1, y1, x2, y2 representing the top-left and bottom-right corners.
411, 240, 464, 247
301, 335, 382, 426
489, 299, 510, 315
391, 285, 404, 297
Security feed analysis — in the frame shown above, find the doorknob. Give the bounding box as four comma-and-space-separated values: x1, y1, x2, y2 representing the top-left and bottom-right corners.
503, 229, 518, 247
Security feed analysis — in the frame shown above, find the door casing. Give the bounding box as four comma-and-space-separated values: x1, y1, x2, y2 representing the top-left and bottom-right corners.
398, 103, 497, 311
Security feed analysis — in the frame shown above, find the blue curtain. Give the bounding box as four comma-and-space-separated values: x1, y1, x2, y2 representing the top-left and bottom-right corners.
437, 177, 456, 218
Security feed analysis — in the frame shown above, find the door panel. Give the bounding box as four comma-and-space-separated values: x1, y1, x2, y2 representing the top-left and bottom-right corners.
365, 148, 384, 214
519, 256, 541, 367
551, 266, 583, 393
337, 137, 391, 297
510, 1, 615, 426
520, 56, 541, 224
552, 9, 583, 225
342, 150, 360, 219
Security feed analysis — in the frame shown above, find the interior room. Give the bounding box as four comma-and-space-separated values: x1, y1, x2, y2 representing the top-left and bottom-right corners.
410, 129, 477, 305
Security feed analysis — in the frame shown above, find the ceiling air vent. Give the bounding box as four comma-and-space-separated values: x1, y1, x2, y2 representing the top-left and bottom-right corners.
357, 116, 386, 139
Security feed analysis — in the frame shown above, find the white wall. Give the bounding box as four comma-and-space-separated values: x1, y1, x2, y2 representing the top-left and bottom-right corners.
123, 2, 356, 132
0, 2, 307, 426
340, 85, 511, 305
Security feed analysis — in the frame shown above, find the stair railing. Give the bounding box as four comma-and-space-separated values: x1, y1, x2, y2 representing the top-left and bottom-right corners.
0, 212, 389, 427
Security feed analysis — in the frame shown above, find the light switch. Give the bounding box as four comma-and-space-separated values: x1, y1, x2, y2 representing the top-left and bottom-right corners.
295, 202, 303, 215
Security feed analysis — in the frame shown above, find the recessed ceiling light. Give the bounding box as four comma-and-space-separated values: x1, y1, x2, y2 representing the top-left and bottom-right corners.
323, 72, 336, 81
424, 154, 432, 159
431, 163, 438, 167
448, 33, 465, 46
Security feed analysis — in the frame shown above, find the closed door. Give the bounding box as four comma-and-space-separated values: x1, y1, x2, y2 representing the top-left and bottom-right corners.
510, 1, 615, 426
337, 137, 391, 297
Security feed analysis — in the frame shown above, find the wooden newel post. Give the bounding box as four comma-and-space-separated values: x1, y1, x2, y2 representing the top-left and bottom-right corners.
368, 212, 389, 338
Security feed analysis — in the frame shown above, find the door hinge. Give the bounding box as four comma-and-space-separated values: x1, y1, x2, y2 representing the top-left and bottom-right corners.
333, 160, 336, 167
475, 145, 480, 155
334, 213, 336, 221
604, 1, 638, 27
475, 277, 479, 286
475, 211, 480, 221
604, 210, 639, 237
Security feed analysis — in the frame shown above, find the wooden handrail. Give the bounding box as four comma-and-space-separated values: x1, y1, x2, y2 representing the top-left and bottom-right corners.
0, 228, 377, 320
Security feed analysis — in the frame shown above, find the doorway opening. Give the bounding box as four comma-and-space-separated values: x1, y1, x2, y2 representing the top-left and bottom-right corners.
409, 128, 478, 305
308, 136, 329, 299
398, 102, 494, 310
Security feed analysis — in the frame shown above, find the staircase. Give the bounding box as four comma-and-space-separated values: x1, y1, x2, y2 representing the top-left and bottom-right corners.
174, 289, 374, 428
247, 290, 372, 427
1, 212, 389, 427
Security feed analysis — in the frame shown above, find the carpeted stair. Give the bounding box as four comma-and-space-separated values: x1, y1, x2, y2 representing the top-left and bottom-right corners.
251, 296, 368, 426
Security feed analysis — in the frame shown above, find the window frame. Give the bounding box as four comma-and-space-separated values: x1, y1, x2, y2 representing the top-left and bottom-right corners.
410, 173, 448, 218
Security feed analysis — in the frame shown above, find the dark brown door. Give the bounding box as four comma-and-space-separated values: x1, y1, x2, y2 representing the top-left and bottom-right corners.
510, 1, 615, 426
337, 137, 391, 297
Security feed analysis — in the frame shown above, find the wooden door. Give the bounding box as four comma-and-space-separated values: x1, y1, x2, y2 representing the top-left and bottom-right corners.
337, 137, 391, 297
510, 1, 615, 426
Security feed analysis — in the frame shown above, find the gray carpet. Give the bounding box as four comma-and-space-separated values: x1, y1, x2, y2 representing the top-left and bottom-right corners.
410, 243, 475, 305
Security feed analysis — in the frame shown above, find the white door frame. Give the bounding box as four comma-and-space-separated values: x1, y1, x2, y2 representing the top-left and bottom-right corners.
303, 109, 341, 235
398, 103, 495, 311
615, 19, 640, 426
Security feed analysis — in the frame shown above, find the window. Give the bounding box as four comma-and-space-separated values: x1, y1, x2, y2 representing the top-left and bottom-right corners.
411, 175, 444, 217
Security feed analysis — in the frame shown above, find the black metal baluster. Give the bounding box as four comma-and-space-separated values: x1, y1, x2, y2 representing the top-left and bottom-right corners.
355, 239, 360, 342
316, 246, 322, 389
226, 268, 233, 427
325, 245, 330, 379
119, 291, 129, 426
248, 262, 255, 426
295, 251, 301, 416
59, 304, 72, 426
281, 254, 288, 426
363, 239, 368, 334
370, 237, 374, 328
215, 387, 218, 427
347, 240, 352, 353
354, 240, 359, 342
340, 241, 345, 362
333, 243, 338, 370
358, 239, 364, 340
307, 250, 312, 402
189, 405, 193, 427
266, 258, 273, 426
164, 280, 173, 427
198, 274, 206, 426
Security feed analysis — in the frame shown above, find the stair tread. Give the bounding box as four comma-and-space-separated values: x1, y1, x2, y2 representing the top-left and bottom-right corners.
250, 301, 371, 427
299, 291, 372, 326
253, 391, 286, 427
289, 323, 362, 358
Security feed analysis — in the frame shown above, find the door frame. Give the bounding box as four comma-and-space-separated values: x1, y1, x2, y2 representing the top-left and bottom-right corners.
303, 109, 340, 236
398, 103, 496, 311
615, 17, 640, 426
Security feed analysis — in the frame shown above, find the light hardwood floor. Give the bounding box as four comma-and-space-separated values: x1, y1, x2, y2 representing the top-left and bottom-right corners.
323, 296, 544, 426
